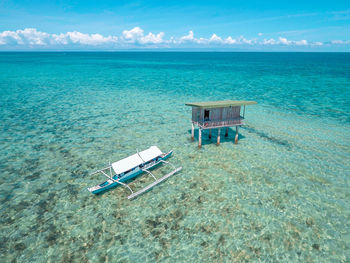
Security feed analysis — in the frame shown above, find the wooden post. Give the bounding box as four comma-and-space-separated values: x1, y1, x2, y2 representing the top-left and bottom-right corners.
225, 127, 228, 137
209, 129, 212, 139
198, 128, 202, 148
191, 123, 194, 141
217, 128, 221, 145
235, 126, 239, 144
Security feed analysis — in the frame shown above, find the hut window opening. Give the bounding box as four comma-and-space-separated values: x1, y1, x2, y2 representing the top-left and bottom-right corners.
204, 109, 210, 121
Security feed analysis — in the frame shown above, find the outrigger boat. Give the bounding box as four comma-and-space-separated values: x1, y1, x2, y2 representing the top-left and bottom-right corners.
87, 146, 182, 199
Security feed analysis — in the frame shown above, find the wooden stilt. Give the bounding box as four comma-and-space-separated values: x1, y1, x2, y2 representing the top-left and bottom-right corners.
191, 123, 194, 141
209, 129, 212, 139
225, 127, 228, 137
235, 126, 239, 144
217, 128, 221, 145
198, 128, 202, 148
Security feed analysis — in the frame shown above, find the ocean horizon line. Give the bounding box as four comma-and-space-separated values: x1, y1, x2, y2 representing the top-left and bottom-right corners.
1, 50, 350, 53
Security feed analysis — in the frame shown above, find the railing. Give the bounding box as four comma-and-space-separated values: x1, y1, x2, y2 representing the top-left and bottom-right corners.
194, 117, 244, 129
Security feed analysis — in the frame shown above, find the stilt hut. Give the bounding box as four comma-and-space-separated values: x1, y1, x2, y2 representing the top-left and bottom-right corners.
185, 100, 257, 147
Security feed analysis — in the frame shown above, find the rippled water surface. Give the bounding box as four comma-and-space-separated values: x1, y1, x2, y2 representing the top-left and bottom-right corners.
0, 52, 349, 262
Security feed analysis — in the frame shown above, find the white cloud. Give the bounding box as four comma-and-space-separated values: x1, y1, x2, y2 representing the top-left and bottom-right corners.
0, 28, 50, 45
0, 27, 349, 49
263, 38, 278, 45
224, 36, 236, 44
178, 31, 253, 45
121, 27, 165, 44
122, 27, 144, 42
295, 39, 308, 46
209, 34, 223, 43
64, 31, 118, 45
237, 36, 254, 45
261, 37, 310, 46
140, 32, 165, 44
331, 40, 350, 44
179, 30, 195, 42
258, 32, 263, 36
331, 40, 344, 44
0, 28, 117, 46
0, 30, 23, 45
51, 33, 69, 45
278, 37, 291, 45
311, 42, 323, 46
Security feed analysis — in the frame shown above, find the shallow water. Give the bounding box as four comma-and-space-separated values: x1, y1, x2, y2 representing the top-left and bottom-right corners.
0, 52, 349, 262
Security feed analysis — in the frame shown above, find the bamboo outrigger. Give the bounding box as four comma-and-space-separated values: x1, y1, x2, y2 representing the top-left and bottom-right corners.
88, 146, 182, 199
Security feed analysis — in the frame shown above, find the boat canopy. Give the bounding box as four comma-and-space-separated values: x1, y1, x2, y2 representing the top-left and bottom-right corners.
112, 146, 162, 174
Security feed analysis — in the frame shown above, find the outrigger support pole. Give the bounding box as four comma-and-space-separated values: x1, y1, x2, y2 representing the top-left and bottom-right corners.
127, 160, 181, 200
89, 166, 111, 176
159, 160, 176, 170
128, 166, 182, 200
142, 169, 157, 181
100, 170, 134, 194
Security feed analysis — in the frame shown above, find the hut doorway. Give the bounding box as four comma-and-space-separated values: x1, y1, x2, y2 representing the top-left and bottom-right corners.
204, 109, 210, 121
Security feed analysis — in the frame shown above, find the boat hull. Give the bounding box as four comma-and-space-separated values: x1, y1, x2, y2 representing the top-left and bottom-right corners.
88, 151, 173, 194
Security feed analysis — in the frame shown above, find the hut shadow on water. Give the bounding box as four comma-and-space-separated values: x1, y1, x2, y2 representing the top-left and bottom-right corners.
187, 127, 246, 146
241, 125, 292, 149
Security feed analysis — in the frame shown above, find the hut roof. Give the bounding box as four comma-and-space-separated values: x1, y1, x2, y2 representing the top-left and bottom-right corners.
185, 100, 257, 108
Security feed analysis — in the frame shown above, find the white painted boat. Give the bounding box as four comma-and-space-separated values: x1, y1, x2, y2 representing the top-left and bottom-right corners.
87, 146, 182, 199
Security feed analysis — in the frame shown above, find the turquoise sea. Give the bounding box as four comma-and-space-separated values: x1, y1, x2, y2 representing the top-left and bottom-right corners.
0, 52, 349, 262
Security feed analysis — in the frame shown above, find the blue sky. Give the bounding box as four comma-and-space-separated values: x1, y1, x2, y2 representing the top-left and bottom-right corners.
0, 0, 349, 51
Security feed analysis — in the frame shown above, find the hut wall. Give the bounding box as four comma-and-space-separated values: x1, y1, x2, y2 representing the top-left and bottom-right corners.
208, 106, 241, 121
191, 107, 201, 122
223, 106, 241, 120
192, 106, 241, 122
209, 108, 223, 121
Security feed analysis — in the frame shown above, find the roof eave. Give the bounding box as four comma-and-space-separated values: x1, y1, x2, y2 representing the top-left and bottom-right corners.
185, 100, 257, 108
